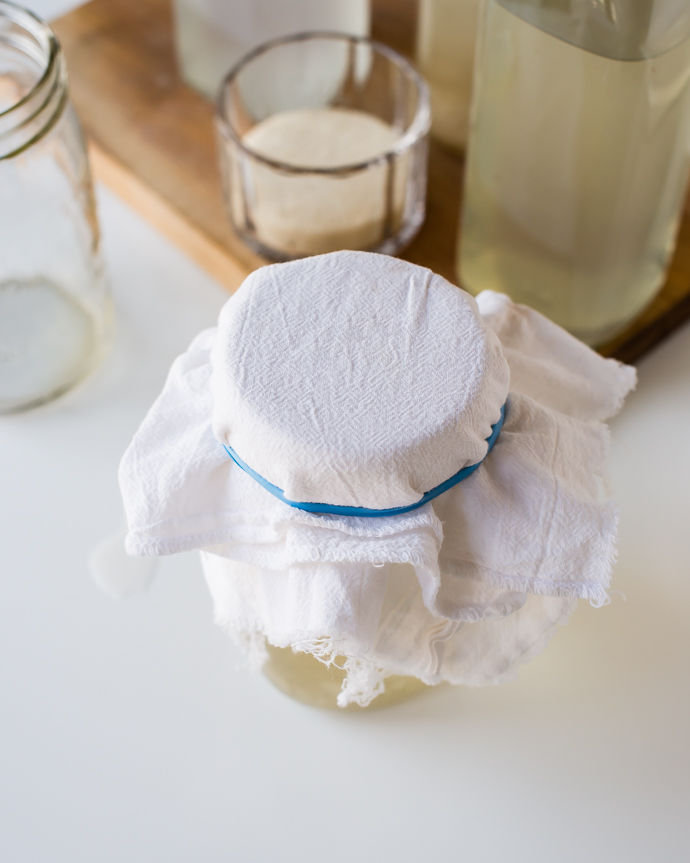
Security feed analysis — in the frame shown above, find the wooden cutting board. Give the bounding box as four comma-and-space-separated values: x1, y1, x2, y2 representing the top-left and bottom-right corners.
53, 0, 690, 363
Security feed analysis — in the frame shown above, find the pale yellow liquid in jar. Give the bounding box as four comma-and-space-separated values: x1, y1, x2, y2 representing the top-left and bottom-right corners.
416, 0, 480, 151
458, 0, 690, 345
262, 645, 428, 710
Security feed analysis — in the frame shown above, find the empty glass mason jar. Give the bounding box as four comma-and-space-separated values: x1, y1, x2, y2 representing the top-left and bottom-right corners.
0, 2, 111, 414
216, 32, 430, 261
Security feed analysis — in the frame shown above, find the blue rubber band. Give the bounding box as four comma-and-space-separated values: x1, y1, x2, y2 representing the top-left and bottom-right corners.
223, 403, 506, 518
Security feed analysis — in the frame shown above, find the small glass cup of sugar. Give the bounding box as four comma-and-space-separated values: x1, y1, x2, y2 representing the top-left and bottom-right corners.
216, 32, 430, 260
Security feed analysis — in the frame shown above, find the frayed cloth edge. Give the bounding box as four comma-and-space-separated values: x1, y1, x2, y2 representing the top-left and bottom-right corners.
438, 563, 612, 607
218, 623, 392, 708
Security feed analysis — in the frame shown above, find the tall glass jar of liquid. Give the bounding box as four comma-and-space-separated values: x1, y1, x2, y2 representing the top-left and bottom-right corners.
458, 0, 690, 345
416, 0, 481, 152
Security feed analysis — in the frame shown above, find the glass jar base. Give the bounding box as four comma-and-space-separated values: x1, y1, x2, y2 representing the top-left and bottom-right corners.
238, 202, 427, 264
0, 278, 108, 414
262, 644, 429, 710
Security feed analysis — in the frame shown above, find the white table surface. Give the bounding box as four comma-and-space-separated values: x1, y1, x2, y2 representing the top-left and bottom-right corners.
2, 183, 689, 863
2, 3, 690, 860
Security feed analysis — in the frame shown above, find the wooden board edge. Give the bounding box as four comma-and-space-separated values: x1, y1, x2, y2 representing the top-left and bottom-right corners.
88, 143, 690, 366
605, 292, 690, 365
88, 142, 251, 293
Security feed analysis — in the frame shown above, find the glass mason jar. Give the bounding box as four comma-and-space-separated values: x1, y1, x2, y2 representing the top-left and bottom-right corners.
416, 0, 481, 152
0, 2, 111, 414
173, 0, 370, 101
458, 0, 690, 346
216, 32, 430, 261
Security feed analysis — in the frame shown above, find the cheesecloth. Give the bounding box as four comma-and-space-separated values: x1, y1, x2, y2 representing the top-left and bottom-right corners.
119, 251, 636, 706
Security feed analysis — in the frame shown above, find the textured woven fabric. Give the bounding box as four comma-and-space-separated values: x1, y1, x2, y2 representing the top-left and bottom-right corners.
210, 252, 509, 509
119, 253, 636, 706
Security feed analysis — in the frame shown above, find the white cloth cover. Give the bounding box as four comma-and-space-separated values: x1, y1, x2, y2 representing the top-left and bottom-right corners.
210, 252, 509, 510
119, 252, 636, 706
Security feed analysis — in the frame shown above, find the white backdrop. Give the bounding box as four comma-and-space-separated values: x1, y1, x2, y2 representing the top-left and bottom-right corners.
2, 3, 690, 861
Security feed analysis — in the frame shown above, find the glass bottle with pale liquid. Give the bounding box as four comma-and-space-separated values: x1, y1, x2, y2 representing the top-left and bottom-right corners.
416, 0, 481, 151
458, 0, 690, 345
